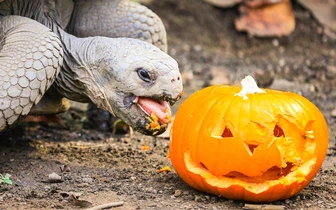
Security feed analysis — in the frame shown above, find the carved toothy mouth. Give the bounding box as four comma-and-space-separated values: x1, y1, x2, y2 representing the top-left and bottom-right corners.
199, 161, 295, 183
184, 150, 317, 186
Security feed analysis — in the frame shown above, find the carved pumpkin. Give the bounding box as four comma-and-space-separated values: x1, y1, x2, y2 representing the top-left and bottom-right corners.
169, 76, 328, 202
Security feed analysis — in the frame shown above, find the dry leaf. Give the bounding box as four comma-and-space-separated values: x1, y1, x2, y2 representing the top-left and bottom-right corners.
23, 114, 67, 128
235, 0, 295, 37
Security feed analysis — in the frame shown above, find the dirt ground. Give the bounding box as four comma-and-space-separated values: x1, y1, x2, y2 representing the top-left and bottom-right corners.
1, 0, 336, 209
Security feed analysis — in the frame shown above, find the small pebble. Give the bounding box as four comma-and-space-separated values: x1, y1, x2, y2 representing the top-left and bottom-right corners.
309, 85, 316, 92
48, 172, 63, 183
279, 46, 285, 53
254, 69, 274, 88
272, 39, 279, 47
305, 203, 312, 207
174, 189, 182, 197
279, 59, 285, 67
81, 177, 93, 183
331, 107, 336, 117
60, 165, 71, 173
193, 45, 202, 52
6, 193, 13, 198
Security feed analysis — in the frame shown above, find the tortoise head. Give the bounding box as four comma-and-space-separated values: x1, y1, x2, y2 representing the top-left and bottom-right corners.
87, 37, 183, 135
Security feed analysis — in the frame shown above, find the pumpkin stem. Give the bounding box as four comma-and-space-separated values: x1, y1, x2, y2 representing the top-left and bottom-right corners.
235, 75, 266, 100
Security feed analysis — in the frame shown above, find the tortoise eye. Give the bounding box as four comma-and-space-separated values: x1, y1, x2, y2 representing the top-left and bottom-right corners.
137, 68, 151, 83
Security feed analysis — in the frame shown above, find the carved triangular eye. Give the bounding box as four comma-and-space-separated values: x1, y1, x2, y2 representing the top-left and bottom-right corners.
246, 144, 259, 154
221, 126, 233, 138
273, 124, 285, 137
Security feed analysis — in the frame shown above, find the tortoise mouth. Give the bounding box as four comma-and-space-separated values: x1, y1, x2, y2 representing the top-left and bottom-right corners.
122, 92, 183, 135
123, 94, 172, 125
136, 96, 172, 125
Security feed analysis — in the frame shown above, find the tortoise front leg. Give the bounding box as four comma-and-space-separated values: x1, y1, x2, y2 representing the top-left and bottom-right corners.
0, 16, 63, 133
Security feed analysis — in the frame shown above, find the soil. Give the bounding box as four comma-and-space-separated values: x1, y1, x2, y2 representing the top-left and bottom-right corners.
1, 0, 336, 209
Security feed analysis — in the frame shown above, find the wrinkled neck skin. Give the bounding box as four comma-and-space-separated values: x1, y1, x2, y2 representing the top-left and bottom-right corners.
54, 29, 116, 115
0, 0, 74, 30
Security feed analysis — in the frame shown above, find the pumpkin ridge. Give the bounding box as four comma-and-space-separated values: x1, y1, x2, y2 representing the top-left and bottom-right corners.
220, 93, 242, 135
289, 93, 319, 126
197, 94, 236, 177
180, 88, 221, 191
243, 91, 264, 155
194, 94, 224, 155
288, 94, 328, 172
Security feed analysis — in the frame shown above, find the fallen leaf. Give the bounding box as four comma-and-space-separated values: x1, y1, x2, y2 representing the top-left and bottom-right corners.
23, 114, 67, 128
235, 0, 295, 37
0, 174, 13, 185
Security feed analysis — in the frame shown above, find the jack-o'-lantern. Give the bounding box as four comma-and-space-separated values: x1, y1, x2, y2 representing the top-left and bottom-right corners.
169, 76, 328, 202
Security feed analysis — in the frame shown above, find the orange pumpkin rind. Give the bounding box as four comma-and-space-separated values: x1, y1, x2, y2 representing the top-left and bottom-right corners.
158, 166, 172, 173
145, 108, 172, 135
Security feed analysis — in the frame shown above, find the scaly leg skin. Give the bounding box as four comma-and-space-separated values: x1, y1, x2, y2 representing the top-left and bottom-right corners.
25, 87, 70, 127
0, 16, 63, 134
69, 0, 168, 133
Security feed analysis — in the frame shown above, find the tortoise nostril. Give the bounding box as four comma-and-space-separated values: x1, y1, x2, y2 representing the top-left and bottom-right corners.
171, 76, 181, 83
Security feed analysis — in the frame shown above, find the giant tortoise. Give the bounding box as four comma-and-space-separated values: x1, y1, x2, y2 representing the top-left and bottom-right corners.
0, 0, 183, 135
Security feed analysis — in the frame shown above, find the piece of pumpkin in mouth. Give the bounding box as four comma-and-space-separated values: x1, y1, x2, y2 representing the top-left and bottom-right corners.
136, 97, 172, 124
